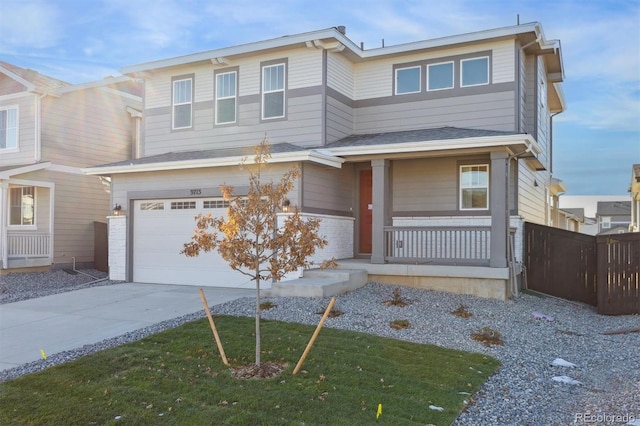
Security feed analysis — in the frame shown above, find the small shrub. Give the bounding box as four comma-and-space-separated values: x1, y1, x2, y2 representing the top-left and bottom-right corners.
259, 301, 276, 311
383, 287, 410, 307
390, 319, 410, 330
451, 304, 473, 318
471, 326, 504, 346
316, 305, 343, 317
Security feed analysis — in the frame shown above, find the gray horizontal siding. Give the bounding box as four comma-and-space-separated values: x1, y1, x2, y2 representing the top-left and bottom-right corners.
326, 95, 353, 143
302, 162, 353, 214
355, 90, 517, 134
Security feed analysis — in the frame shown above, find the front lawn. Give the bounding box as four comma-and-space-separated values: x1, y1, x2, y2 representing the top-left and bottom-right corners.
0, 315, 499, 425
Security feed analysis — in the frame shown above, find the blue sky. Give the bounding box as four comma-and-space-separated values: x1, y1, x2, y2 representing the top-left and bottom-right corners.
1, 0, 638, 196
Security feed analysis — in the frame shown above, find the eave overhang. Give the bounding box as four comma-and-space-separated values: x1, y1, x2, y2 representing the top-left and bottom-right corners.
83, 150, 344, 176
0, 162, 52, 180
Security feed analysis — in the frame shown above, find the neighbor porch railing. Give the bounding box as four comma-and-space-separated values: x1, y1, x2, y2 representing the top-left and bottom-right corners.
384, 226, 491, 265
7, 234, 51, 258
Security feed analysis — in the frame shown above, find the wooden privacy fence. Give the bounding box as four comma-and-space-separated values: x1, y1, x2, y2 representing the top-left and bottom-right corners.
524, 222, 640, 315
597, 233, 640, 315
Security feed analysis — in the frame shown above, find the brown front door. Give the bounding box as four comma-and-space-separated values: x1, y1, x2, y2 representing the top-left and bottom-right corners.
359, 169, 372, 254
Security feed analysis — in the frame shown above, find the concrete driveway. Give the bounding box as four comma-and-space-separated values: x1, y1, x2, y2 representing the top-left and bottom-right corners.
0, 283, 254, 372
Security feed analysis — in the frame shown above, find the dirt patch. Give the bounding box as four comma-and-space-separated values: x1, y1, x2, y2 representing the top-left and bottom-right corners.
230, 361, 288, 379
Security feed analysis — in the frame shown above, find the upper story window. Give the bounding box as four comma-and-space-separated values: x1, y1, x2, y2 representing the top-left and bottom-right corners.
427, 62, 454, 91
461, 57, 489, 87
262, 63, 285, 119
0, 106, 18, 150
216, 71, 237, 125
9, 186, 35, 226
601, 216, 611, 229
460, 164, 489, 210
395, 66, 421, 95
172, 77, 193, 129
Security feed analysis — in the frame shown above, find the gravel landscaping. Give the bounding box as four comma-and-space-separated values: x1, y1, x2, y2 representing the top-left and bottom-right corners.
1, 272, 639, 425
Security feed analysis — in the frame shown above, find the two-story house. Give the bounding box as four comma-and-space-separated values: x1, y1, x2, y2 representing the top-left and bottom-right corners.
0, 62, 141, 271
86, 22, 565, 299
596, 201, 632, 235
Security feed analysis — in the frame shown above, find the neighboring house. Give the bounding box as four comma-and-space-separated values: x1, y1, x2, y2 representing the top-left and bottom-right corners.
631, 164, 640, 232
0, 61, 142, 271
596, 201, 631, 235
558, 208, 584, 232
86, 22, 565, 299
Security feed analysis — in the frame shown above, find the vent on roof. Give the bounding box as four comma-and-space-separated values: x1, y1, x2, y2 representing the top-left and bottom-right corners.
336, 26, 346, 35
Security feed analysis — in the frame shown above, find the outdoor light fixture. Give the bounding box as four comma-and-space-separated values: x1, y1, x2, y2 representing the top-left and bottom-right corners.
282, 198, 290, 213
113, 204, 122, 216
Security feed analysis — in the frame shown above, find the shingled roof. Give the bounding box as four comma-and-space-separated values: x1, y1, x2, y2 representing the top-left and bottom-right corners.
0, 60, 70, 92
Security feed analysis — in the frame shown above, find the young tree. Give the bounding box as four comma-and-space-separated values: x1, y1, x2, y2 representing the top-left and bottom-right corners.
182, 137, 329, 367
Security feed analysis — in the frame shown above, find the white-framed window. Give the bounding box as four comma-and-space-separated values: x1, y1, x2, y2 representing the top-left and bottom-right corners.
461, 57, 489, 87
171, 201, 196, 210
460, 164, 489, 210
427, 62, 454, 91
140, 202, 164, 211
0, 106, 18, 150
216, 71, 237, 124
262, 63, 285, 119
395, 66, 421, 95
9, 186, 36, 226
601, 216, 611, 229
172, 77, 193, 129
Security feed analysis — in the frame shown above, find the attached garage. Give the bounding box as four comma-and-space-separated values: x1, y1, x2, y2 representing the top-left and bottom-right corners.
132, 198, 256, 288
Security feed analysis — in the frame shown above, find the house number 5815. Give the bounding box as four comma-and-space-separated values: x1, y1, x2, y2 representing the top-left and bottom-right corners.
190, 189, 201, 195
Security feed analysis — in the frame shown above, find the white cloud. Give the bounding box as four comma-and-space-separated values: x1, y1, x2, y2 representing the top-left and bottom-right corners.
0, 0, 62, 49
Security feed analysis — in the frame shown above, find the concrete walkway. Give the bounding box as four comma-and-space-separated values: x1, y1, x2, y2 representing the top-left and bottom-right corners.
0, 283, 254, 372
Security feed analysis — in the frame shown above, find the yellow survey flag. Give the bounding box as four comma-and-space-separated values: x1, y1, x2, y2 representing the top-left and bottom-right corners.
40, 349, 47, 360
376, 403, 382, 420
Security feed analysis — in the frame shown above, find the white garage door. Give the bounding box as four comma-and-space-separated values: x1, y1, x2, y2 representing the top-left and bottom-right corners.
133, 198, 255, 288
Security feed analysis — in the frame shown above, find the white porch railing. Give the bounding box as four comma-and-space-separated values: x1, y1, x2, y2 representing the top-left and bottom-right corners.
7, 234, 51, 258
384, 226, 491, 265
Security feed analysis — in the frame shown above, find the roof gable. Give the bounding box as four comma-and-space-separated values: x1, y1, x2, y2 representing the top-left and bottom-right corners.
0, 61, 70, 94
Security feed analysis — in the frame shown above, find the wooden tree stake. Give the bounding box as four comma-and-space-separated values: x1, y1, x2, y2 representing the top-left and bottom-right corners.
199, 288, 229, 366
293, 297, 336, 375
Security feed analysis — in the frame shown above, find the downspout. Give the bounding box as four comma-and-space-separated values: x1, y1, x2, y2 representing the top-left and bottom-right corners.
34, 92, 47, 163
549, 110, 563, 174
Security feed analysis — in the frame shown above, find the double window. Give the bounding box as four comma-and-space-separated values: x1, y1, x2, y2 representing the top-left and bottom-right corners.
172, 77, 193, 129
460, 165, 489, 210
262, 63, 285, 119
9, 186, 35, 226
0, 106, 18, 149
216, 71, 237, 124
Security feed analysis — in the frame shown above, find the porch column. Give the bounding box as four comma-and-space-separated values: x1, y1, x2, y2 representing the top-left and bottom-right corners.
490, 151, 508, 268
0, 181, 7, 268
371, 159, 389, 264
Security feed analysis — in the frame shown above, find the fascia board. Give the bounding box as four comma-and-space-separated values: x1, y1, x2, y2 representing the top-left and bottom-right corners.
0, 162, 52, 179
55, 76, 139, 96
0, 66, 37, 92
83, 150, 343, 175
326, 134, 541, 157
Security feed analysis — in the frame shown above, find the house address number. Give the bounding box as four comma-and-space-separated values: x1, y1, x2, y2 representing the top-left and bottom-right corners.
190, 189, 201, 195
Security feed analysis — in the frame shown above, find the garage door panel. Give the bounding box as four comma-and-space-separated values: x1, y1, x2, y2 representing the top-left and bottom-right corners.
133, 199, 259, 288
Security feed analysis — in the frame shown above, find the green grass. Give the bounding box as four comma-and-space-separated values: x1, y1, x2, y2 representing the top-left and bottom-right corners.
0, 316, 499, 425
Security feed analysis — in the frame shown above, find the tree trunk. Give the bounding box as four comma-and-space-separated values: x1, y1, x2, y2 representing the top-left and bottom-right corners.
255, 271, 261, 367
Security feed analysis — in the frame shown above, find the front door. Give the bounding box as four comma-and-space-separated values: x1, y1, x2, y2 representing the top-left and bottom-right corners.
359, 169, 372, 254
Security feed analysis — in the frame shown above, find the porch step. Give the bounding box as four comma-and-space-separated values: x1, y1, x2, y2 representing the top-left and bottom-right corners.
263, 269, 368, 298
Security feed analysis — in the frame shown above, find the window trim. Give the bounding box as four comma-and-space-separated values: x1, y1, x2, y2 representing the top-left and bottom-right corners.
394, 65, 422, 95
8, 186, 37, 228
426, 61, 454, 92
459, 164, 489, 211
460, 56, 490, 88
0, 105, 19, 151
172, 76, 193, 130
601, 216, 611, 229
261, 61, 286, 120
215, 69, 238, 125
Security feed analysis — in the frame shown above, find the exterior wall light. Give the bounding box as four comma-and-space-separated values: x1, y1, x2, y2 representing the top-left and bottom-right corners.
282, 198, 290, 213
113, 204, 122, 216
